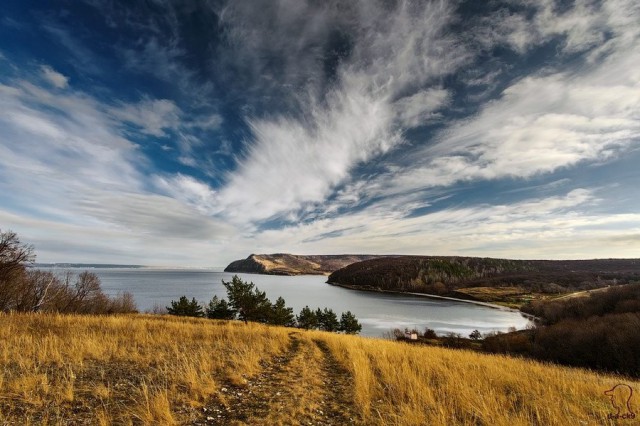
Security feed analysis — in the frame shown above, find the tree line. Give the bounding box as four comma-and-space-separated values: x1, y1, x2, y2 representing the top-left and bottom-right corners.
0, 230, 137, 314
167, 275, 362, 334
480, 284, 640, 377
386, 284, 640, 377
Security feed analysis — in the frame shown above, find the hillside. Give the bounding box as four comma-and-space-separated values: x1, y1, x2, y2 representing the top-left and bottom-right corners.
1, 313, 636, 425
480, 284, 640, 376
327, 256, 640, 307
224, 253, 381, 275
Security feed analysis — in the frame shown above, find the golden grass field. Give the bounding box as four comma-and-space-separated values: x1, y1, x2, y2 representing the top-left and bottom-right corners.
0, 313, 637, 425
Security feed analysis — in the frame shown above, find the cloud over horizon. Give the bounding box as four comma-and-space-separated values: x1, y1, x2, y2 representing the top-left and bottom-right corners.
1, 0, 639, 266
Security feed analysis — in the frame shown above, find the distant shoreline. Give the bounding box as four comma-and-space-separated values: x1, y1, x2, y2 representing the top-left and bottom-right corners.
33, 263, 145, 269
326, 281, 537, 319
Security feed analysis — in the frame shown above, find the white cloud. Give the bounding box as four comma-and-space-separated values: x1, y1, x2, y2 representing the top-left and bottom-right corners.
190, 113, 223, 130
77, 191, 232, 240
0, 70, 234, 266
218, 88, 398, 223
154, 174, 219, 215
210, 0, 640, 232
242, 188, 640, 260
109, 98, 181, 137
217, 0, 466, 223
0, 208, 233, 266
394, 89, 449, 128
121, 35, 215, 108
476, 0, 610, 55
40, 65, 69, 89
371, 4, 640, 198
4, 0, 640, 266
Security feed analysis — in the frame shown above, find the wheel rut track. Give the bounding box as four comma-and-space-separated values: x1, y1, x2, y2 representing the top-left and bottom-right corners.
194, 333, 360, 425
195, 332, 302, 425
311, 339, 359, 426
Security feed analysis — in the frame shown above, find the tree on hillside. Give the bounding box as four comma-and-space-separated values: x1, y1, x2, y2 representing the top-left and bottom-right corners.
222, 275, 272, 323
269, 296, 296, 326
0, 230, 136, 314
339, 311, 362, 334
316, 307, 340, 332
423, 328, 438, 339
297, 305, 318, 330
167, 296, 204, 317
206, 295, 236, 319
469, 330, 482, 340
0, 230, 34, 275
60, 271, 106, 313
0, 230, 35, 311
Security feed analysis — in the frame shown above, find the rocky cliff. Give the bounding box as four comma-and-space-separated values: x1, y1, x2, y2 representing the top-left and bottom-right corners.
224, 253, 382, 276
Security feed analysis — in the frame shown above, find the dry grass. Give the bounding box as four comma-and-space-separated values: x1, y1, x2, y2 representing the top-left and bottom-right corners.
0, 313, 290, 425
0, 313, 637, 425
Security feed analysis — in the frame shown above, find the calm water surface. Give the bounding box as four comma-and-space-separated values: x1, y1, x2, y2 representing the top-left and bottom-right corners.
52, 268, 532, 337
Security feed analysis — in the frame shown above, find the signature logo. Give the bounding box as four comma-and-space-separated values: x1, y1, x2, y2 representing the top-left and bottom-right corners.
604, 384, 636, 420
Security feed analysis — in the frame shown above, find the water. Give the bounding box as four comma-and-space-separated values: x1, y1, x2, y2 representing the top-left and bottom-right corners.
46, 268, 532, 338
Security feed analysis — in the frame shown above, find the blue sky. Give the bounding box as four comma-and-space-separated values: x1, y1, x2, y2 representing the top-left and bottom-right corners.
1, 0, 639, 266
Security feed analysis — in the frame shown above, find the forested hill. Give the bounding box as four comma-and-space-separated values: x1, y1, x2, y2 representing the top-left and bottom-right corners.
327, 256, 640, 296
224, 254, 382, 276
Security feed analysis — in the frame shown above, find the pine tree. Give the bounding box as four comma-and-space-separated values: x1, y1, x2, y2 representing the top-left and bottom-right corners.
167, 296, 204, 317
269, 296, 296, 327
206, 295, 236, 320
339, 311, 362, 334
317, 307, 340, 332
297, 305, 318, 330
222, 275, 272, 323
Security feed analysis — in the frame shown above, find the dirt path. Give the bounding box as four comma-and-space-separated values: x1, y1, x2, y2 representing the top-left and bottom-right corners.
552, 286, 611, 300
312, 339, 359, 425
192, 333, 359, 425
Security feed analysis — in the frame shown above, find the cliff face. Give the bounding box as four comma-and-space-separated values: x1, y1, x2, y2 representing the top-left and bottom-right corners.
224, 254, 382, 276
224, 255, 269, 274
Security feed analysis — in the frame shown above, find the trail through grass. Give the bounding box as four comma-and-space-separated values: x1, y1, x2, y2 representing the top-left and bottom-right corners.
1, 313, 636, 425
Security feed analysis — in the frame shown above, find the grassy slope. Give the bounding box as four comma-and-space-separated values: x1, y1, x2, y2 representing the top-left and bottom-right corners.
1, 313, 636, 425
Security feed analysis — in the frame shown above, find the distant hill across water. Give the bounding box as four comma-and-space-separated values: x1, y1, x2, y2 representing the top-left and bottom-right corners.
33, 263, 145, 269
326, 256, 640, 307
226, 254, 640, 307
224, 254, 383, 276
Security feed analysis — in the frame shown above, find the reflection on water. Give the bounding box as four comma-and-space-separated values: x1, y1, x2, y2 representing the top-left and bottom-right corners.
43, 268, 532, 337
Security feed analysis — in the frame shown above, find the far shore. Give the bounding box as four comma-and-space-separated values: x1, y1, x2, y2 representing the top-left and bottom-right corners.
326, 281, 538, 320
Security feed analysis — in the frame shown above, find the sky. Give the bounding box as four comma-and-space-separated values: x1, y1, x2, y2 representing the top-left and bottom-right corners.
1, 0, 639, 267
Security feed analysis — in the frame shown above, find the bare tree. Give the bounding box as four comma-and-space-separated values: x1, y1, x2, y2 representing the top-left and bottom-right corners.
0, 230, 35, 311
13, 270, 59, 312
0, 230, 137, 314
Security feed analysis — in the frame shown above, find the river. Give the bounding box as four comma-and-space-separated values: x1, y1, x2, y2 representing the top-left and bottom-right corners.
48, 267, 532, 338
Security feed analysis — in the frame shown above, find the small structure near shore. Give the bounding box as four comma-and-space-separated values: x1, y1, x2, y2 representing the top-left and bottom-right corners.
405, 330, 418, 340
